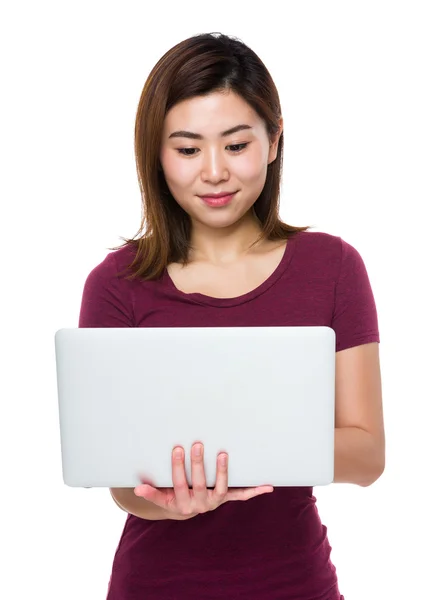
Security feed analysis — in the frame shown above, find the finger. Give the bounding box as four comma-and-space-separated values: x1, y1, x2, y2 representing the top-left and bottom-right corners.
211, 452, 229, 506
226, 485, 274, 502
190, 443, 208, 510
134, 484, 173, 509
171, 446, 191, 512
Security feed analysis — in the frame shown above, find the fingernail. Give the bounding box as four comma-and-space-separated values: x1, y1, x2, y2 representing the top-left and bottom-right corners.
220, 453, 228, 466
194, 444, 202, 457
174, 447, 183, 460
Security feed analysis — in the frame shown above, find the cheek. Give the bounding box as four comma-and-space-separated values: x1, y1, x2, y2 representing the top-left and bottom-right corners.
163, 156, 196, 188
235, 152, 267, 184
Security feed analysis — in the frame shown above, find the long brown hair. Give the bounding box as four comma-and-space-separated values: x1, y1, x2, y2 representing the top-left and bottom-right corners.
110, 32, 311, 281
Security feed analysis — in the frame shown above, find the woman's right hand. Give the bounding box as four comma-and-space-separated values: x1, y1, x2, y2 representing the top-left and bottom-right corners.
133, 442, 274, 520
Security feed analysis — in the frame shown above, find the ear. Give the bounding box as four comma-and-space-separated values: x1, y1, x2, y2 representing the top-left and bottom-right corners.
268, 117, 283, 165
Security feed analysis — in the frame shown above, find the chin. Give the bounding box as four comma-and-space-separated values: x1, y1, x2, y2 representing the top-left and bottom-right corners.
195, 208, 250, 229
183, 197, 255, 229
194, 217, 238, 229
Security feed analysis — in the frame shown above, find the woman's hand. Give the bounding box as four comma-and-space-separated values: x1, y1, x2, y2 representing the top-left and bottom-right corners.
134, 443, 274, 520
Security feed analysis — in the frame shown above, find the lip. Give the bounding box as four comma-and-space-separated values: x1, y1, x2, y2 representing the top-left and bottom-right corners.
199, 192, 237, 207
199, 191, 237, 198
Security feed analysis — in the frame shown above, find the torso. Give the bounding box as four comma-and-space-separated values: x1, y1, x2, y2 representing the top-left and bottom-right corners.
166, 240, 287, 298
90, 231, 356, 598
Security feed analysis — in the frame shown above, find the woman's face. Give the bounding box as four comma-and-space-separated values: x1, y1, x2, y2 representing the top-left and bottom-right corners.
159, 90, 282, 230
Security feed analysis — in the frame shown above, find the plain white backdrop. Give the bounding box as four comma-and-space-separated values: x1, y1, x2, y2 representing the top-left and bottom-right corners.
1, 1, 428, 598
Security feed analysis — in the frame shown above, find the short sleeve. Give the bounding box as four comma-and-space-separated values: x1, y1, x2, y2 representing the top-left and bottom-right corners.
331, 238, 380, 352
78, 252, 134, 328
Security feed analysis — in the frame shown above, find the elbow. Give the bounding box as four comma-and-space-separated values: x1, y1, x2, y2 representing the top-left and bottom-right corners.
360, 457, 385, 487
110, 487, 128, 512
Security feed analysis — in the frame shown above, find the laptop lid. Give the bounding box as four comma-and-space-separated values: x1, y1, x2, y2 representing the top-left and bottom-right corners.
54, 326, 335, 488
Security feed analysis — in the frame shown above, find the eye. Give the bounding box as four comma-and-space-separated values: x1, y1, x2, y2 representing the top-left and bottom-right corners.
177, 148, 198, 156
176, 143, 249, 156
227, 143, 249, 153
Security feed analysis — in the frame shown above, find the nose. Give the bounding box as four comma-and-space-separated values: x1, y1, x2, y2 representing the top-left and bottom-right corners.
201, 147, 230, 183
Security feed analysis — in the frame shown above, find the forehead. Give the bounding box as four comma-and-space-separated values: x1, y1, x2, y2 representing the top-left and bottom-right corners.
163, 91, 262, 137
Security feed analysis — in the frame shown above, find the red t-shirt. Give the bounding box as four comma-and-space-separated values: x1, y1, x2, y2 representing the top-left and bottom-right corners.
78, 230, 380, 599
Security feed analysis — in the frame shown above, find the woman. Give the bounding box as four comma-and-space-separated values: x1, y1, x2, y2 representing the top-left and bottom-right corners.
79, 32, 385, 600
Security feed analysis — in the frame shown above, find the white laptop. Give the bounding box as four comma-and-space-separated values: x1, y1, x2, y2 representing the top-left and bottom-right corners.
54, 326, 336, 488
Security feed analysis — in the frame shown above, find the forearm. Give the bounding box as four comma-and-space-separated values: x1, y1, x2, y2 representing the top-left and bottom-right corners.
110, 488, 189, 521
334, 426, 385, 486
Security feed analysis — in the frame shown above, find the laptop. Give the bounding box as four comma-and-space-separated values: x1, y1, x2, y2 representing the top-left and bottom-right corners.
54, 326, 336, 488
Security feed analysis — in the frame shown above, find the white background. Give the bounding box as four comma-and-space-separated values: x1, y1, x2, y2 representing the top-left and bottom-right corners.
1, 1, 428, 598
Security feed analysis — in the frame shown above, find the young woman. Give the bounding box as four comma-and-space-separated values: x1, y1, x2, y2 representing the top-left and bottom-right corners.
79, 32, 385, 600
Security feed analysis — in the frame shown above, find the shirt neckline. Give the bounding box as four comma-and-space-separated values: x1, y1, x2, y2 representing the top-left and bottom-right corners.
162, 232, 299, 308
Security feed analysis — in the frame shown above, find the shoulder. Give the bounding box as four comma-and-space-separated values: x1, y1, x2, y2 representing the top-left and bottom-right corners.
79, 244, 138, 328
84, 243, 138, 285
295, 229, 341, 250
294, 230, 342, 275
295, 230, 365, 279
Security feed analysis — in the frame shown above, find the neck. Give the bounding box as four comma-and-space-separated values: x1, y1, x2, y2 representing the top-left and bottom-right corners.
189, 210, 264, 265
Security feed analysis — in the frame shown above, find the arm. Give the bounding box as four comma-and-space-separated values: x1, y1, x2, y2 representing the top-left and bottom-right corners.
333, 342, 385, 487
110, 488, 191, 520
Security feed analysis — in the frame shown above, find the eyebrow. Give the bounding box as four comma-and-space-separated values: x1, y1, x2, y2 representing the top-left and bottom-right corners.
168, 124, 253, 140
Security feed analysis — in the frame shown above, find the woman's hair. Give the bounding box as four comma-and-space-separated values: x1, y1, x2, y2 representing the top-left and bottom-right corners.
109, 32, 311, 281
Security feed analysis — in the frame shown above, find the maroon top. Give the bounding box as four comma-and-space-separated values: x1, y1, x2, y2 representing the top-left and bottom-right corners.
78, 230, 379, 599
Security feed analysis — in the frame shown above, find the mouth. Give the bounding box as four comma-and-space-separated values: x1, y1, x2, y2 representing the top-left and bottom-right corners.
199, 191, 237, 207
